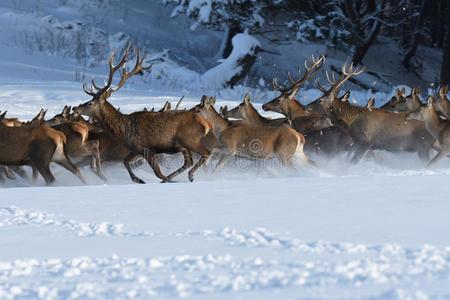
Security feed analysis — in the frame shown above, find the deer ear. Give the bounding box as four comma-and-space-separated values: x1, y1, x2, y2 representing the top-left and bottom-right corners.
209, 96, 216, 106
401, 87, 406, 95
200, 95, 207, 107
143, 107, 148, 112
427, 96, 434, 106
243, 93, 251, 105
150, 107, 155, 112
0, 111, 6, 120
340, 91, 350, 102
367, 98, 375, 107
439, 86, 447, 98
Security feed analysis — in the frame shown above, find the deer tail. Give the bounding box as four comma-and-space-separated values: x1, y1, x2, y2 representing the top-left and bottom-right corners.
295, 131, 316, 167
70, 122, 89, 145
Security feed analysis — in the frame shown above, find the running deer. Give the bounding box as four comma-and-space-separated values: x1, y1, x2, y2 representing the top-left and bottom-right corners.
306, 63, 435, 163
262, 57, 353, 157
0, 111, 85, 184
192, 96, 315, 169
407, 96, 450, 167
31, 107, 107, 181
381, 87, 422, 113
227, 94, 288, 126
433, 86, 450, 119
262, 55, 331, 133
73, 46, 215, 183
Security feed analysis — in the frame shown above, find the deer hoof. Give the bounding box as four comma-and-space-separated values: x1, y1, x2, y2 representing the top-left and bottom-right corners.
188, 173, 194, 182
132, 177, 146, 184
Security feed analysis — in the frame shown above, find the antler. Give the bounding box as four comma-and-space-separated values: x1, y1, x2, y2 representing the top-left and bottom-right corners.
317, 62, 364, 95
272, 54, 325, 92
83, 46, 152, 98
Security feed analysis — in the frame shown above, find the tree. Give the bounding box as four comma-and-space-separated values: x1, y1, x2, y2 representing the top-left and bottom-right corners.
338, 0, 387, 66
440, 2, 450, 84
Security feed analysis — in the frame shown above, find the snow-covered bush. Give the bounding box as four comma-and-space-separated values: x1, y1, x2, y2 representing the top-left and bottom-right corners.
164, 0, 283, 31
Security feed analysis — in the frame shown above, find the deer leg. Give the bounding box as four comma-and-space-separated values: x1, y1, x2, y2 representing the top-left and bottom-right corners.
165, 150, 193, 182
426, 149, 449, 168
214, 152, 234, 171
85, 140, 107, 181
350, 143, 370, 164
124, 152, 146, 184
418, 145, 431, 163
188, 147, 211, 182
145, 152, 169, 183
30, 158, 55, 185
4, 167, 16, 180
32, 165, 39, 182
10, 166, 28, 179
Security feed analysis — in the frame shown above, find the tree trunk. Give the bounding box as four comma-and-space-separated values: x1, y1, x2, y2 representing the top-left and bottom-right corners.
440, 28, 450, 84
352, 20, 382, 66
223, 22, 242, 58
441, 3, 450, 84
402, 0, 427, 69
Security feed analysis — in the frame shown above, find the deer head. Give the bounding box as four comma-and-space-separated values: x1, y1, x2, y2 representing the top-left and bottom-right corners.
406, 96, 434, 121
46, 106, 70, 126
262, 54, 325, 114
74, 46, 151, 119
227, 93, 253, 120
306, 62, 364, 114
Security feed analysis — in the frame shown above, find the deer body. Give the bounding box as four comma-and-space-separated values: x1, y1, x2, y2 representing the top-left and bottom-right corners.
194, 96, 314, 168
407, 97, 450, 167
314, 97, 434, 162
0, 121, 84, 184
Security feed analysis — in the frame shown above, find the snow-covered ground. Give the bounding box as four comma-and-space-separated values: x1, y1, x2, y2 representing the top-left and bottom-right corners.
2, 81, 450, 299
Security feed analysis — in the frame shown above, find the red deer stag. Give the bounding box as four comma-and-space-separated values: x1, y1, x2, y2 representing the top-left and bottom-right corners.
73, 46, 215, 183
306, 63, 435, 163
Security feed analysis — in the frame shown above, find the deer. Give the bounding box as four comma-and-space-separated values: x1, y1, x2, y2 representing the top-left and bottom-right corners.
262, 55, 332, 133
227, 94, 288, 126
262, 56, 353, 157
0, 111, 22, 127
73, 46, 215, 183
192, 95, 315, 169
49, 106, 139, 169
306, 63, 436, 164
432, 86, 450, 119
406, 96, 450, 167
0, 111, 85, 184
380, 87, 422, 113
27, 107, 106, 181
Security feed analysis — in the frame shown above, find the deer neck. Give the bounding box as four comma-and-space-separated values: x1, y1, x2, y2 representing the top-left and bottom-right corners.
288, 100, 309, 118
208, 108, 230, 136
329, 99, 363, 128
98, 102, 130, 140
424, 109, 446, 140
244, 104, 266, 125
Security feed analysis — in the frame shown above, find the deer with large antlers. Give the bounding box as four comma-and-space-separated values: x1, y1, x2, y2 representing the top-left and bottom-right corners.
73, 46, 215, 183
306, 63, 435, 163
262, 55, 353, 157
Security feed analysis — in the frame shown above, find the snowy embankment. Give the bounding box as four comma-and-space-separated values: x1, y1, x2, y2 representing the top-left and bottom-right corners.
1, 81, 450, 299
